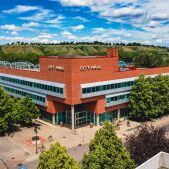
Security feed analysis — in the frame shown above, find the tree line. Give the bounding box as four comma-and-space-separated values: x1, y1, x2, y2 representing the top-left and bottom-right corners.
0, 44, 168, 68
0, 87, 40, 135
129, 74, 169, 121
4, 41, 168, 48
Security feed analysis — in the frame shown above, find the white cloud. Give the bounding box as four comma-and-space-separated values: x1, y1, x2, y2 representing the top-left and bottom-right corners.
0, 25, 20, 31
60, 0, 92, 6
0, 35, 59, 44
101, 7, 144, 17
74, 16, 89, 22
22, 22, 40, 28
0, 22, 40, 33
11, 31, 19, 35
57, 0, 169, 46
45, 15, 65, 24
61, 31, 77, 40
3, 5, 40, 14
149, 13, 169, 20
71, 24, 84, 31
38, 33, 57, 39
19, 9, 55, 21
92, 28, 106, 34
148, 21, 160, 28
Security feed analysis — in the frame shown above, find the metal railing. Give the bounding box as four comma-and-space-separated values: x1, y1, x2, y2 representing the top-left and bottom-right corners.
0, 61, 39, 71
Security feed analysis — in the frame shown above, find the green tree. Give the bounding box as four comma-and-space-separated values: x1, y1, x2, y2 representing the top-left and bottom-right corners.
0, 87, 14, 135
134, 51, 163, 68
12, 96, 40, 125
129, 75, 155, 121
152, 75, 169, 117
0, 87, 14, 118
38, 142, 80, 169
0, 117, 8, 135
82, 122, 135, 169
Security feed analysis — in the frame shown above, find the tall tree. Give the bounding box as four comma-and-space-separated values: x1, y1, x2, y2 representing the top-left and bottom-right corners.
38, 142, 80, 169
152, 75, 169, 117
0, 87, 14, 135
126, 124, 169, 165
82, 122, 135, 169
129, 75, 155, 121
12, 96, 40, 125
0, 87, 14, 118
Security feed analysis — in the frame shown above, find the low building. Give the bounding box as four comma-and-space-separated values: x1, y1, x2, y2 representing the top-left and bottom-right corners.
0, 48, 169, 129
136, 152, 169, 169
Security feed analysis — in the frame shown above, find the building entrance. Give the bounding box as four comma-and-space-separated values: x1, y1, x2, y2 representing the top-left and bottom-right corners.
75, 111, 88, 127
56, 111, 94, 128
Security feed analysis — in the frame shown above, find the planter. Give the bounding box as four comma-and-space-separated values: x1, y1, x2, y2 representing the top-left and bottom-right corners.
89, 122, 94, 128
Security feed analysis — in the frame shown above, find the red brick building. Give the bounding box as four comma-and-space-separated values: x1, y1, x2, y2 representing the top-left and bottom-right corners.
0, 48, 169, 130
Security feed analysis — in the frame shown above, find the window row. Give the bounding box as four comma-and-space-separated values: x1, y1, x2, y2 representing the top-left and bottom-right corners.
106, 93, 130, 103
82, 81, 135, 94
0, 76, 63, 94
3, 86, 46, 103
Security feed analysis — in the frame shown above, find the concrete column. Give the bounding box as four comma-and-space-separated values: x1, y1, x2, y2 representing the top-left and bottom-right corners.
96, 114, 99, 126
117, 109, 120, 120
93, 113, 96, 126
71, 105, 75, 132
52, 114, 55, 125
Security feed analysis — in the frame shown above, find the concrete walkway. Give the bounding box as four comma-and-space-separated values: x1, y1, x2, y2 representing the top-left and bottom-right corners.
3, 115, 169, 169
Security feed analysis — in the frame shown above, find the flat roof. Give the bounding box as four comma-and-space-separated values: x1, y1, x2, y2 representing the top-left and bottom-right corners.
40, 55, 111, 59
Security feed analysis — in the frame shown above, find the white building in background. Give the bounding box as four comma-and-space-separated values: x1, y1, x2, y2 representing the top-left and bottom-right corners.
136, 152, 169, 169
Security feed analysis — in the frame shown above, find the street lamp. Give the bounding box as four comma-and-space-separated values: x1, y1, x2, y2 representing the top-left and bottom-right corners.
0, 158, 9, 169
34, 124, 40, 154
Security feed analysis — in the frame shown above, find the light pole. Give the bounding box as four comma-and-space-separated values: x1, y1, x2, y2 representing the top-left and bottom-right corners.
0, 158, 9, 169
34, 124, 39, 154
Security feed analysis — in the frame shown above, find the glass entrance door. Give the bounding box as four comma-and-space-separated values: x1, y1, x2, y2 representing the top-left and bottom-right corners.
75, 111, 88, 127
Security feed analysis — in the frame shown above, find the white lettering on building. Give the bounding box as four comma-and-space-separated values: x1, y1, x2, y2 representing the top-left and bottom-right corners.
48, 65, 65, 72
80, 65, 101, 71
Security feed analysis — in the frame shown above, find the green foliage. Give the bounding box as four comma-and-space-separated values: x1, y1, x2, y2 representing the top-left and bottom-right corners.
129, 75, 169, 121
129, 75, 155, 121
0, 87, 14, 117
0, 44, 168, 68
12, 96, 40, 125
0, 87, 40, 135
0, 117, 8, 135
152, 75, 169, 116
133, 51, 164, 68
126, 124, 169, 165
0, 87, 14, 135
38, 142, 80, 169
82, 122, 135, 169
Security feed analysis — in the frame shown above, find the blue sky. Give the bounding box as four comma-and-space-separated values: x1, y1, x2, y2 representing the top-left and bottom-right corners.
0, 0, 169, 46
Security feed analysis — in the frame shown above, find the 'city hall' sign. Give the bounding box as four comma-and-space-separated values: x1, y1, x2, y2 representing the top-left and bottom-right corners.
48, 65, 65, 72
80, 65, 102, 71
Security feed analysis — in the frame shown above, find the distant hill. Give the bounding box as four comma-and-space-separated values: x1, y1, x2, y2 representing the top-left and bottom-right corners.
0, 44, 169, 68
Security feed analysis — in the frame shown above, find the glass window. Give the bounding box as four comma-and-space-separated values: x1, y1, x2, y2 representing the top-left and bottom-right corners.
107, 84, 111, 90
92, 87, 96, 92
87, 87, 91, 93
83, 88, 86, 94
118, 83, 121, 88
96, 86, 100, 92
103, 85, 107, 90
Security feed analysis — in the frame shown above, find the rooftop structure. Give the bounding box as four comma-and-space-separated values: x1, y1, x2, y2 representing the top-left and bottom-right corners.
136, 152, 169, 169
